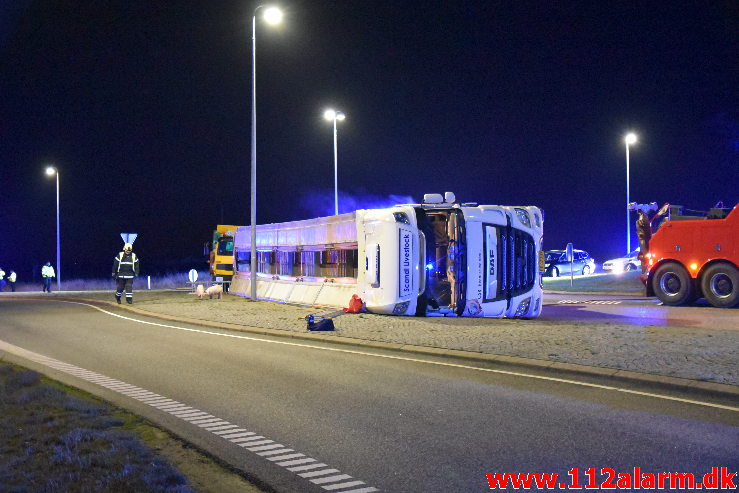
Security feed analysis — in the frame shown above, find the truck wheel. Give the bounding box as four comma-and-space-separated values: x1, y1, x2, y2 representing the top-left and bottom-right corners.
701, 263, 739, 308
625, 263, 635, 272
652, 263, 693, 306
549, 267, 559, 278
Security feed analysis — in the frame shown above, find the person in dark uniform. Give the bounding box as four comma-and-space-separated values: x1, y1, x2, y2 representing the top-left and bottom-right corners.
112, 243, 140, 304
635, 210, 652, 275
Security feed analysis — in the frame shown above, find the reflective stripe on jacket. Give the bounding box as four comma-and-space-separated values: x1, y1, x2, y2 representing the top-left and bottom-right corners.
113, 252, 139, 278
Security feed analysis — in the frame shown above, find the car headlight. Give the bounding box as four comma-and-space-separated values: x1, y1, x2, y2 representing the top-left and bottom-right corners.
514, 297, 531, 317
514, 208, 531, 228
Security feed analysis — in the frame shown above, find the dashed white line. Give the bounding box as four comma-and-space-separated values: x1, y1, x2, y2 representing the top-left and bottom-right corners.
311, 474, 353, 484
0, 338, 381, 492
299, 469, 340, 478
286, 461, 326, 470
324, 480, 367, 490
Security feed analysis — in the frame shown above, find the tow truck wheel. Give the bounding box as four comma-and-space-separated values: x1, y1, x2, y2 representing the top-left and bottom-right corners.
701, 263, 739, 308
653, 262, 693, 306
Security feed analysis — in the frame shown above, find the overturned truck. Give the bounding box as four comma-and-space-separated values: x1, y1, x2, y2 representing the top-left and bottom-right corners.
231, 193, 544, 318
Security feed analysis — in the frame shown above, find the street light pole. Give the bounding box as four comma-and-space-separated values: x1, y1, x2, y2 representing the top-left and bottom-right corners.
624, 132, 637, 255
324, 109, 345, 216
45, 166, 61, 291
250, 6, 282, 301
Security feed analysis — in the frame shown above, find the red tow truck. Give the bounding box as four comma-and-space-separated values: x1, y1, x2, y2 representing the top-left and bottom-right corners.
638, 202, 739, 308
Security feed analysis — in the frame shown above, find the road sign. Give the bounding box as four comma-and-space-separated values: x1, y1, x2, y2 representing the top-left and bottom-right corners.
188, 269, 198, 283
120, 233, 138, 244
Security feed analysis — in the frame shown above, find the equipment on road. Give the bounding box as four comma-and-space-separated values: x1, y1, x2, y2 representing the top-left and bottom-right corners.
633, 201, 739, 308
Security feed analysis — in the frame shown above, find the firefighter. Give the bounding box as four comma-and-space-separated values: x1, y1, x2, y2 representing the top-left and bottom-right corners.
8, 270, 17, 292
635, 210, 652, 275
41, 262, 55, 292
112, 243, 140, 304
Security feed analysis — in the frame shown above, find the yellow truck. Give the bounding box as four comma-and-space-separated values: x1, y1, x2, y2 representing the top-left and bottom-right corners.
208, 225, 239, 292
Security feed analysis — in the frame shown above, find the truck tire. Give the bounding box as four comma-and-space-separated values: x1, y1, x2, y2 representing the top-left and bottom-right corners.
549, 267, 559, 277
700, 263, 739, 308
652, 262, 693, 306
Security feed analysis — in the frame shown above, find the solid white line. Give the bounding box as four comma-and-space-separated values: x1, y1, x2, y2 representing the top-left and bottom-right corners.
60, 300, 738, 413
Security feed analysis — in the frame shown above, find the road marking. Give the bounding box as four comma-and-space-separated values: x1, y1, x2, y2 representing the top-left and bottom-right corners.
53, 300, 739, 413
300, 469, 340, 478
0, 339, 380, 492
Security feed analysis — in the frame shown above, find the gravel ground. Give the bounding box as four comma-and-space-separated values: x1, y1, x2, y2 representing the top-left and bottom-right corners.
107, 290, 739, 386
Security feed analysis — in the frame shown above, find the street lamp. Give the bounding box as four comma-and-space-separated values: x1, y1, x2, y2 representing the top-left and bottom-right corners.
250, 5, 283, 301
324, 109, 346, 216
624, 132, 638, 254
45, 166, 61, 291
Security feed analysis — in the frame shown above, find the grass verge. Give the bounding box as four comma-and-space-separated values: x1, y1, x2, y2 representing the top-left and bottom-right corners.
0, 362, 262, 493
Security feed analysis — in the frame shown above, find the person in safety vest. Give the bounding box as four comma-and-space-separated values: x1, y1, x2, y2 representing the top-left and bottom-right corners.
0, 267, 5, 291
8, 270, 17, 292
112, 243, 140, 304
42, 262, 55, 292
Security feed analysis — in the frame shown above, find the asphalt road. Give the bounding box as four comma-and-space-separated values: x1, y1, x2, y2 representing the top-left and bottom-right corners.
1, 299, 737, 492
543, 292, 739, 331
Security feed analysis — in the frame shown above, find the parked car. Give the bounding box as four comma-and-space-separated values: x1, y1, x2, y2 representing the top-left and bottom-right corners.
543, 249, 596, 277
602, 249, 640, 274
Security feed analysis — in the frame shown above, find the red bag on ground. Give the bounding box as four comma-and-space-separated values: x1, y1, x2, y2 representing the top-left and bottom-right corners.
344, 294, 364, 313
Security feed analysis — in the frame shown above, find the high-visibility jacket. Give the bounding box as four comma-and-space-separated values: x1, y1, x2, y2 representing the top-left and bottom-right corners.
0, 269, 4, 280
42, 265, 55, 278
8, 272, 16, 282
113, 252, 139, 279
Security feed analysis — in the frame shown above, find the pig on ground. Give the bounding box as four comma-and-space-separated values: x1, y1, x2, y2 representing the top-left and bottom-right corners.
206, 284, 223, 300
195, 284, 206, 300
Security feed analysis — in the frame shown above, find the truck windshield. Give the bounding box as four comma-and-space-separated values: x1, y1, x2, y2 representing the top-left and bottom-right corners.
416, 208, 465, 314
217, 237, 234, 256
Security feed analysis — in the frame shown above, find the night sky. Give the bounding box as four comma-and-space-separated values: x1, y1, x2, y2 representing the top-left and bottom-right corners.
1, 0, 737, 280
